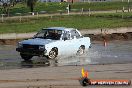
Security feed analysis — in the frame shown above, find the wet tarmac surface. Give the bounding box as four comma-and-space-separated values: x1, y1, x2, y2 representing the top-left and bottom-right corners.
0, 40, 132, 70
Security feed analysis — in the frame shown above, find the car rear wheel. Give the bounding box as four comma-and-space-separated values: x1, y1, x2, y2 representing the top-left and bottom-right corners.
77, 45, 85, 55
20, 53, 33, 61
48, 48, 58, 59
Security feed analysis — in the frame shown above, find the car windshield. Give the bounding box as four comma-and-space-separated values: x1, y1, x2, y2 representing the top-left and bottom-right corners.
34, 29, 62, 40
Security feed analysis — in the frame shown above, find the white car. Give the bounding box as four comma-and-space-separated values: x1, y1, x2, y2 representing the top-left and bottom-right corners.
16, 27, 91, 61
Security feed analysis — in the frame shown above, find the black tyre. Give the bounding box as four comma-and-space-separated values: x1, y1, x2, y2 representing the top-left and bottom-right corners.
80, 78, 91, 86
20, 53, 33, 61
48, 48, 58, 59
77, 45, 85, 55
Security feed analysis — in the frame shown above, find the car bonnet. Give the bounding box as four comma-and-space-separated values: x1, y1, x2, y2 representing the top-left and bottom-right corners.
20, 38, 55, 45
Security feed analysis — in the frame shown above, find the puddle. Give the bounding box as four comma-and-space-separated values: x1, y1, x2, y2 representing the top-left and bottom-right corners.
0, 40, 132, 69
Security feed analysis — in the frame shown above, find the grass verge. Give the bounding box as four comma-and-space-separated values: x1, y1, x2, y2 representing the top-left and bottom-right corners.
0, 12, 132, 33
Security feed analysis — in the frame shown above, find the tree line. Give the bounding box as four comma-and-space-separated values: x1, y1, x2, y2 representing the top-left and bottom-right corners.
0, 0, 37, 16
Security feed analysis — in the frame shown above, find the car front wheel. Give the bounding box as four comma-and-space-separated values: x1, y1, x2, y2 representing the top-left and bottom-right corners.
77, 46, 85, 55
48, 48, 58, 59
20, 53, 33, 61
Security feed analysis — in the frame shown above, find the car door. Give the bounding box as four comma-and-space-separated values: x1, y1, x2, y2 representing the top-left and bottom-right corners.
59, 30, 82, 56
70, 30, 82, 53
57, 31, 74, 56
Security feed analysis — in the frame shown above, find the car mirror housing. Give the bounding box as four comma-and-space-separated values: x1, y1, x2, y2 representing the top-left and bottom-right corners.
64, 37, 68, 41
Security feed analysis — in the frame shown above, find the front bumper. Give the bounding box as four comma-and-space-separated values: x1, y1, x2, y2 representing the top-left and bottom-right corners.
16, 48, 46, 56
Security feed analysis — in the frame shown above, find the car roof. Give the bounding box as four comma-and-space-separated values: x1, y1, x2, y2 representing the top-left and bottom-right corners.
43, 27, 76, 31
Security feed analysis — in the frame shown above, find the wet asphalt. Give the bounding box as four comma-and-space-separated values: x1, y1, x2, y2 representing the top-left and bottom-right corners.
0, 40, 132, 70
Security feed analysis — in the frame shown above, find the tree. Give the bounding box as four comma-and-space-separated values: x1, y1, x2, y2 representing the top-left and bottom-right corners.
0, 0, 17, 16
27, 0, 37, 12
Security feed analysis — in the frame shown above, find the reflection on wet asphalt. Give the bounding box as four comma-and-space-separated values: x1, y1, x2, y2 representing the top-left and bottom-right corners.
0, 40, 132, 70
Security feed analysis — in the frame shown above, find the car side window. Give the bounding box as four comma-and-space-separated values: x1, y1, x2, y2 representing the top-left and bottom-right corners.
62, 31, 70, 40
71, 30, 80, 39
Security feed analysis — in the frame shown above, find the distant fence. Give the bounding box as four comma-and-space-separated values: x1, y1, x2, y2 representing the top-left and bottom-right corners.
0, 9, 123, 23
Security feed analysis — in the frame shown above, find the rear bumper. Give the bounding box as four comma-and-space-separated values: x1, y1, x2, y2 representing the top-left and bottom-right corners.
16, 48, 46, 56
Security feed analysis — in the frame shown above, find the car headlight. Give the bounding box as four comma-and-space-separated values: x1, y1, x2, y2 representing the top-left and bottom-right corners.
39, 45, 45, 50
18, 42, 23, 48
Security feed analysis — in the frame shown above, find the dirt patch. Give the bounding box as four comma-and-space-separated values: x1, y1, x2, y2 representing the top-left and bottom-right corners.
0, 39, 24, 45
0, 63, 131, 88
0, 32, 132, 45
84, 32, 132, 41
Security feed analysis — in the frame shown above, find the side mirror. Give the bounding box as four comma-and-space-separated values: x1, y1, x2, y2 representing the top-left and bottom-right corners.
64, 37, 68, 41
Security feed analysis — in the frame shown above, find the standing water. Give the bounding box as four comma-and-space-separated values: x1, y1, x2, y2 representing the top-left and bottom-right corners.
57, 40, 132, 65
0, 40, 132, 69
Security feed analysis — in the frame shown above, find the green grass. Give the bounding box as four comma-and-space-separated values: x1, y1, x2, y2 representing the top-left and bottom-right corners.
0, 13, 132, 33
1, 1, 132, 15
71, 2, 131, 11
